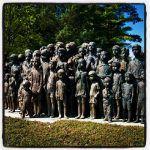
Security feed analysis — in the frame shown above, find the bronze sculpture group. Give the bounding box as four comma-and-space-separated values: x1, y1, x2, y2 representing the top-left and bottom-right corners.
4, 42, 145, 124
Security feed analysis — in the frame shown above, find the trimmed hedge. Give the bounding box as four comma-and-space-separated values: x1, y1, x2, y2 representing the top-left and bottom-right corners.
3, 117, 145, 147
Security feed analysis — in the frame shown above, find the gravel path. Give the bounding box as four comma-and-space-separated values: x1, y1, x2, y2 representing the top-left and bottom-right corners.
4, 109, 144, 127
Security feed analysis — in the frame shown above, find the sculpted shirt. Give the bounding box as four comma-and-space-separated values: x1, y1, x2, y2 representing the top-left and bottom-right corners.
128, 58, 144, 80
137, 81, 144, 101
122, 83, 134, 101
56, 79, 66, 101
30, 67, 43, 94
112, 72, 122, 99
96, 62, 112, 79
75, 71, 88, 97
89, 82, 100, 103
47, 71, 57, 96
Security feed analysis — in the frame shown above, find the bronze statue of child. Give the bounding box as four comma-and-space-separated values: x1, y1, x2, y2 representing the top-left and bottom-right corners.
88, 71, 100, 119
122, 72, 134, 122
102, 77, 113, 123
56, 69, 68, 119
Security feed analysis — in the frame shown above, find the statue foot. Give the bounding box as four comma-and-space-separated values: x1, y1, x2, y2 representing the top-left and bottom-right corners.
103, 117, 108, 121
75, 115, 80, 119
80, 116, 85, 119
115, 116, 119, 119
127, 119, 131, 123
64, 116, 68, 119
58, 115, 62, 119
108, 119, 112, 123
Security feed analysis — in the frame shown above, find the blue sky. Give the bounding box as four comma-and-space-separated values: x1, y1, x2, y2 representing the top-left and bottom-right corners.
125, 4, 145, 58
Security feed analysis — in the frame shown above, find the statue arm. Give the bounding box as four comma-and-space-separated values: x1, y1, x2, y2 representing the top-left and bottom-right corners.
131, 85, 134, 103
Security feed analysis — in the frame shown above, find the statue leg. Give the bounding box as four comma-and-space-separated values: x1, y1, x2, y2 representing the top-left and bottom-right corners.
75, 97, 81, 119
108, 104, 112, 123
46, 93, 51, 117
12, 95, 15, 112
141, 101, 145, 124
57, 100, 62, 118
90, 103, 92, 118
80, 98, 85, 119
90, 103, 95, 119
103, 102, 108, 121
22, 100, 26, 118
127, 101, 132, 123
33, 97, 37, 117
116, 99, 120, 119
93, 103, 96, 119
37, 98, 42, 117
50, 97, 55, 118
134, 101, 140, 123
63, 100, 68, 119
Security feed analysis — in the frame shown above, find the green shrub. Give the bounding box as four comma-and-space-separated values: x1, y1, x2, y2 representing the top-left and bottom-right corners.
3, 117, 145, 147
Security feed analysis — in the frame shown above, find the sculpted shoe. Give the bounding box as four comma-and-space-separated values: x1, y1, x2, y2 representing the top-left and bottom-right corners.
64, 115, 68, 119
80, 116, 85, 119
75, 115, 80, 119
103, 117, 108, 121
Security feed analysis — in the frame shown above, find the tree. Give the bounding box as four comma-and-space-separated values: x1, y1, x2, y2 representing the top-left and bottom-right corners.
56, 4, 143, 54
3, 3, 143, 55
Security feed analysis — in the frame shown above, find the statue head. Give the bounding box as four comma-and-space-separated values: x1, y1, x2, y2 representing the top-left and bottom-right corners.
10, 54, 18, 64
140, 70, 144, 80
112, 61, 120, 72
55, 42, 65, 54
25, 52, 32, 62
25, 49, 32, 56
4, 73, 10, 81
81, 42, 89, 54
33, 50, 41, 59
103, 77, 111, 88
66, 42, 76, 57
78, 47, 86, 57
132, 44, 141, 58
57, 69, 65, 79
100, 51, 108, 62
58, 48, 66, 60
22, 79, 31, 90
112, 45, 121, 57
88, 42, 96, 54
33, 57, 41, 68
47, 43, 55, 57
18, 53, 25, 63
96, 48, 102, 58
125, 72, 132, 82
78, 58, 86, 71
41, 49, 49, 61
88, 70, 97, 81
121, 47, 129, 59
49, 60, 57, 71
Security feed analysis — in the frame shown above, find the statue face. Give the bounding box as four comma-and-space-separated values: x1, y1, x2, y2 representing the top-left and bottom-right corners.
112, 65, 118, 72
96, 49, 101, 57
113, 48, 120, 56
89, 75, 95, 81
132, 46, 141, 58
78, 48, 85, 57
33, 60, 40, 68
104, 80, 110, 87
125, 73, 131, 82
78, 59, 86, 70
140, 71, 144, 80
100, 51, 107, 61
89, 42, 96, 52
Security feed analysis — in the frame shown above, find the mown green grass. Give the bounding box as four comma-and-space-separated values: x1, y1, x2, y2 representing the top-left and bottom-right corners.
3, 117, 145, 147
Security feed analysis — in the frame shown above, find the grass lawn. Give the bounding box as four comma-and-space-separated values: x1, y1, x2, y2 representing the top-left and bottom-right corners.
3, 117, 145, 147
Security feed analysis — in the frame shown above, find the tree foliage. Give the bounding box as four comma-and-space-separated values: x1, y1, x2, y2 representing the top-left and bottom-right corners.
3, 3, 143, 55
